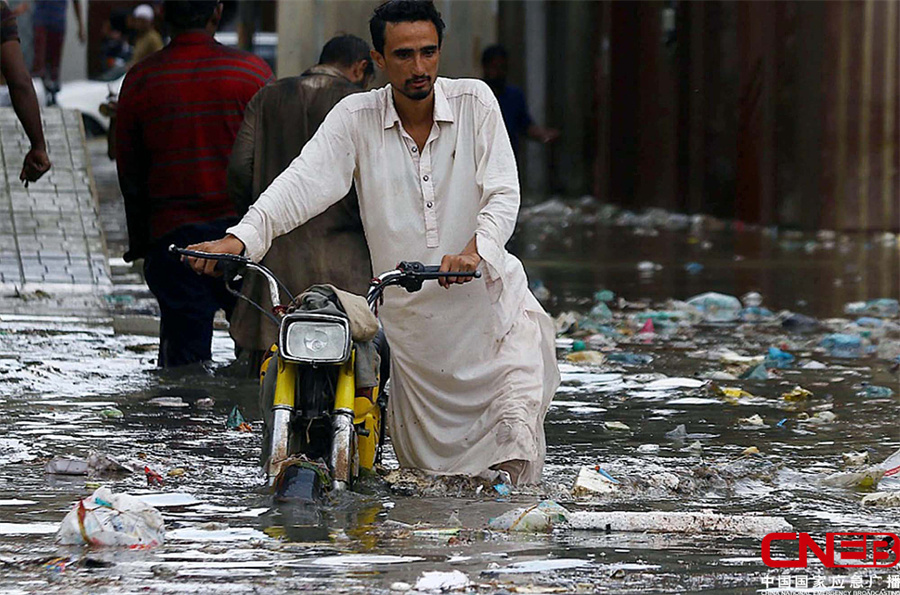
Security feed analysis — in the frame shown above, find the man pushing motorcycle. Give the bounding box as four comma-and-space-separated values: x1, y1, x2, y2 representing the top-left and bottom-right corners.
184, 0, 559, 485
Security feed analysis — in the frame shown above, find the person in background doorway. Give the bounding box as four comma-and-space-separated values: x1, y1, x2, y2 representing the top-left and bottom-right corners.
115, 0, 272, 367
31, 0, 84, 97
1, 0, 50, 183
481, 44, 558, 157
129, 4, 163, 66
227, 34, 375, 374
100, 8, 132, 72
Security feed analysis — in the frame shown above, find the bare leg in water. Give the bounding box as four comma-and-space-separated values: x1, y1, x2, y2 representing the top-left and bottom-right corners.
491, 459, 528, 485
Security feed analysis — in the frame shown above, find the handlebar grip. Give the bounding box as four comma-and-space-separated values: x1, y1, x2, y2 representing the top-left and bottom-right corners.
169, 244, 249, 280
399, 261, 481, 278
169, 244, 250, 264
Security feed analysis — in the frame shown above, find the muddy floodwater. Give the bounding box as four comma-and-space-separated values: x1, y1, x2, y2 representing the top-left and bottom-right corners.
1, 207, 899, 594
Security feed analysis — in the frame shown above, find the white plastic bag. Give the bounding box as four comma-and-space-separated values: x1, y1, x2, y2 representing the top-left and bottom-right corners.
56, 487, 165, 548
488, 500, 569, 532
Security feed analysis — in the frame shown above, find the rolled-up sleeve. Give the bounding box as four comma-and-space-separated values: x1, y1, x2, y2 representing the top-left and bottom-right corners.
227, 104, 357, 262
473, 95, 521, 303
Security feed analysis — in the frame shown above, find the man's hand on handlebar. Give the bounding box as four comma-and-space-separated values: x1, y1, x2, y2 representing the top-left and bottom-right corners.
439, 238, 482, 288
184, 234, 246, 277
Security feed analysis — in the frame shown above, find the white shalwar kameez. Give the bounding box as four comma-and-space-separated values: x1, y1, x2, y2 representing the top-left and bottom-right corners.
228, 78, 560, 484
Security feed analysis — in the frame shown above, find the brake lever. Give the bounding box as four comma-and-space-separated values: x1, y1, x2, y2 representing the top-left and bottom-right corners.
215, 259, 246, 283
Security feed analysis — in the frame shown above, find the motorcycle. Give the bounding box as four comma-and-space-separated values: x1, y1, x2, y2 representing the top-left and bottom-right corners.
169, 245, 479, 498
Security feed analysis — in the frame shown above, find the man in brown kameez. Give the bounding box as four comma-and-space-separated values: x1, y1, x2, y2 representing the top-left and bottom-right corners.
227, 35, 375, 372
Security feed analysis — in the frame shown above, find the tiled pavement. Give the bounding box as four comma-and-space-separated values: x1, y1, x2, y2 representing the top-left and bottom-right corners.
0, 108, 111, 292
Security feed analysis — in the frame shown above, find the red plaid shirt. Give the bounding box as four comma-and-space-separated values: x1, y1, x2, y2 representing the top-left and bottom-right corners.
115, 32, 272, 259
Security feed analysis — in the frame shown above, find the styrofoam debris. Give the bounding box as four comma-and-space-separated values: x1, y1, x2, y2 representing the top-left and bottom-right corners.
567, 511, 791, 535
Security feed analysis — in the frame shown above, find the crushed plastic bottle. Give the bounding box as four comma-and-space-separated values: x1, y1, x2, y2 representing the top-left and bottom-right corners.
637, 261, 662, 272
566, 350, 605, 365
782, 386, 813, 401
588, 301, 613, 321
555, 311, 578, 335
856, 317, 884, 328
740, 306, 775, 322
860, 385, 894, 398
821, 468, 885, 489
530, 280, 551, 303
782, 313, 819, 334
764, 347, 795, 369
684, 262, 704, 274
741, 292, 763, 308
686, 292, 742, 323
845, 299, 900, 317
606, 352, 654, 365
820, 334, 867, 358
739, 364, 769, 380
867, 298, 900, 316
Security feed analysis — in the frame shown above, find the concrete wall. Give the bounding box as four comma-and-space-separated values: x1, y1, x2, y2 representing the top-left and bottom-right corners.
276, 0, 497, 82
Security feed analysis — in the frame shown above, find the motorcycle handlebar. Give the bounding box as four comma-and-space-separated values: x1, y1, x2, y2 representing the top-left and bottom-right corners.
168, 245, 250, 267
398, 261, 482, 279
168, 245, 285, 309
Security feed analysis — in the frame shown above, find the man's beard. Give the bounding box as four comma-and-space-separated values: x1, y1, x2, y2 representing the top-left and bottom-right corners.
400, 76, 432, 100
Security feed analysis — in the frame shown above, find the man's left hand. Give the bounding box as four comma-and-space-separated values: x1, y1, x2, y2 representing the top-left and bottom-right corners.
438, 251, 481, 289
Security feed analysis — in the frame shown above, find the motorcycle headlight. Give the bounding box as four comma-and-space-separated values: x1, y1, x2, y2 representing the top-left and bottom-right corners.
279, 313, 351, 364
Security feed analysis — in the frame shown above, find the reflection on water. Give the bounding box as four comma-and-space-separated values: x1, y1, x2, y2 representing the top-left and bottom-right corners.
512, 214, 900, 318
0, 218, 898, 593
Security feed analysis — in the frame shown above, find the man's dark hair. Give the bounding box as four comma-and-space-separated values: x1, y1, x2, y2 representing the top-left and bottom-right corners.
369, 0, 445, 55
481, 44, 508, 67
319, 35, 371, 67
164, 1, 219, 31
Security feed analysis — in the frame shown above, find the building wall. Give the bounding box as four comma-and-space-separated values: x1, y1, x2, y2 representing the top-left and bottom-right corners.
277, 0, 497, 83
598, 0, 899, 231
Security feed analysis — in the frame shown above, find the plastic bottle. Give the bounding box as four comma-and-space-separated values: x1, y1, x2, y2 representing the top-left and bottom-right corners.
589, 301, 612, 322
607, 352, 654, 365
686, 292, 742, 323
820, 334, 865, 359
865, 299, 900, 317
861, 385, 894, 398
764, 347, 795, 369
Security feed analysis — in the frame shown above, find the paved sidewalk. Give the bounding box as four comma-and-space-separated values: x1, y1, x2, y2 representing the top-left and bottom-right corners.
0, 108, 111, 295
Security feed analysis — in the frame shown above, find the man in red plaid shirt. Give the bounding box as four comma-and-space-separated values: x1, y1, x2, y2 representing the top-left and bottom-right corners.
116, 1, 272, 367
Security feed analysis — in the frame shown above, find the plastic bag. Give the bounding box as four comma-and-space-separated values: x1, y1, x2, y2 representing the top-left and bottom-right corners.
488, 500, 570, 532
56, 487, 165, 548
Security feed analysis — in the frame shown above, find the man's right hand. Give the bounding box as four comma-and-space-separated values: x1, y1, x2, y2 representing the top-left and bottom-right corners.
183, 234, 245, 277
21, 147, 51, 183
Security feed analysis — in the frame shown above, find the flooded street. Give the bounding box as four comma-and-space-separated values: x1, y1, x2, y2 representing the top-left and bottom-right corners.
1, 195, 899, 594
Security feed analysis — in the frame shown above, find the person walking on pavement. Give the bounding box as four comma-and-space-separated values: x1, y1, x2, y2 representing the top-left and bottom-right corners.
115, 0, 272, 367
228, 34, 375, 374
1, 0, 50, 183
481, 44, 558, 157
30, 0, 85, 98
184, 0, 559, 485
129, 4, 163, 66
